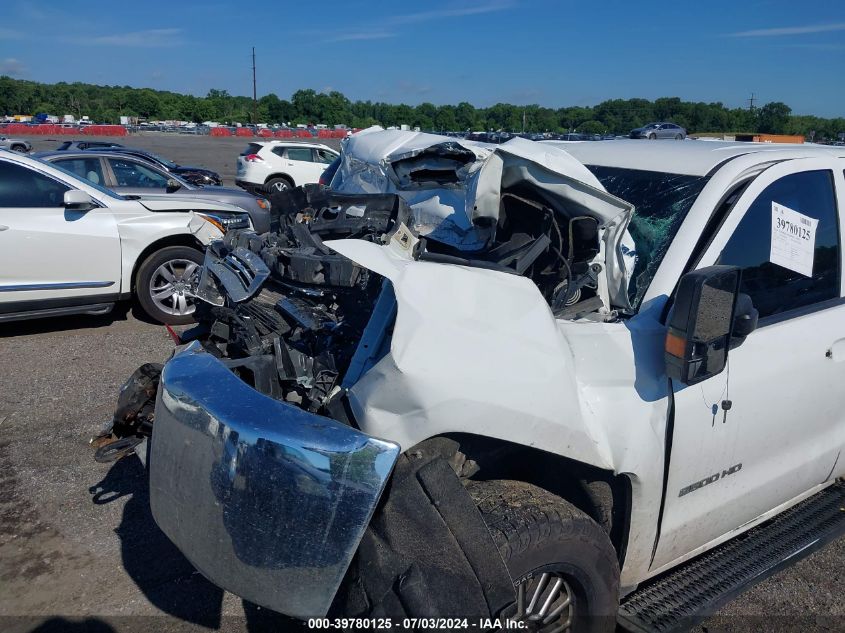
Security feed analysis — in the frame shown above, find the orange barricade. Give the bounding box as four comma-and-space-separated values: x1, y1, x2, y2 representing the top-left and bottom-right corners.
0, 123, 128, 136
210, 127, 232, 136
235, 128, 253, 137
274, 130, 293, 137
257, 129, 272, 137
84, 125, 128, 136
296, 129, 312, 138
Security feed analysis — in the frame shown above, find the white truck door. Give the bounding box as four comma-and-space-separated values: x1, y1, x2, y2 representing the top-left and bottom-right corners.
0, 158, 121, 314
652, 159, 845, 571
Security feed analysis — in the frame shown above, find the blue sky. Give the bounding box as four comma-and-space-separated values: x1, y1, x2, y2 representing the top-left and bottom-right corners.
1, 0, 843, 116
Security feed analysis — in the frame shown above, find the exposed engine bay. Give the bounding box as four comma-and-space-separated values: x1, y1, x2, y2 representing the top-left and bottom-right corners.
94, 132, 635, 452
198, 177, 617, 405
93, 184, 616, 459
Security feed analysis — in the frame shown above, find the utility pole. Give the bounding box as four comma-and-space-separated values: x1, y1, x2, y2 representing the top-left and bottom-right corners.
252, 47, 258, 124
747, 92, 756, 111
522, 109, 526, 134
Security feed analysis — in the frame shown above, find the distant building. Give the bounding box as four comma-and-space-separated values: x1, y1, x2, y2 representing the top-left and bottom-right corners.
693, 132, 804, 144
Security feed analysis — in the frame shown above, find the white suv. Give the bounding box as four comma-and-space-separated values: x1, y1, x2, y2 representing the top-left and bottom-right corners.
0, 150, 251, 325
236, 141, 339, 193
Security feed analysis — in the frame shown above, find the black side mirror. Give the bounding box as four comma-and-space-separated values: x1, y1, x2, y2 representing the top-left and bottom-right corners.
730, 292, 758, 349
665, 266, 742, 385
166, 179, 182, 193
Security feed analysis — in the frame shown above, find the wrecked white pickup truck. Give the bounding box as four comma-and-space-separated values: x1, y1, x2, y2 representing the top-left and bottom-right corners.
95, 130, 845, 632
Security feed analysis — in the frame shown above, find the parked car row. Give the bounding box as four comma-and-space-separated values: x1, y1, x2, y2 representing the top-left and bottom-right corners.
0, 149, 252, 324
75, 146, 223, 186
36, 150, 271, 233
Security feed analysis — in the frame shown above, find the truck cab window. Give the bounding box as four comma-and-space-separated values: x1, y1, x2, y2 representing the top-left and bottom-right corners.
716, 170, 840, 320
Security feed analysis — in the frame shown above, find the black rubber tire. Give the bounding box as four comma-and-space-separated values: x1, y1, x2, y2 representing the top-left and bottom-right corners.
674, 134, 684, 140
266, 176, 293, 192
11, 144, 27, 152
468, 480, 619, 633
647, 133, 656, 140
134, 245, 204, 325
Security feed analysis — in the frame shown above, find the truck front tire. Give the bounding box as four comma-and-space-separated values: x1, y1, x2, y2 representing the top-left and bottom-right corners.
468, 480, 620, 633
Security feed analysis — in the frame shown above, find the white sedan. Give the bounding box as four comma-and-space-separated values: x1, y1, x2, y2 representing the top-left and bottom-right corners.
0, 150, 251, 324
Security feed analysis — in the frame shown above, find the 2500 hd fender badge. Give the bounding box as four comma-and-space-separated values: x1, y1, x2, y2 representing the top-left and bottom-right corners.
679, 463, 742, 497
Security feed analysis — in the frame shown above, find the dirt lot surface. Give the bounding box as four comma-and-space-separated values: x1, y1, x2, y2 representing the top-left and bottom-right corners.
1, 134, 842, 632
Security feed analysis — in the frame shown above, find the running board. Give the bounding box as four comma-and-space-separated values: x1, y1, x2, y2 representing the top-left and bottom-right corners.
618, 480, 845, 633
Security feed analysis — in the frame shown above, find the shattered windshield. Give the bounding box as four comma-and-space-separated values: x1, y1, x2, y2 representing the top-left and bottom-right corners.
587, 165, 709, 308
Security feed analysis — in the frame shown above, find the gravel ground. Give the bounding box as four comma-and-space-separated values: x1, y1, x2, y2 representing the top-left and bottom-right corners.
1, 133, 842, 632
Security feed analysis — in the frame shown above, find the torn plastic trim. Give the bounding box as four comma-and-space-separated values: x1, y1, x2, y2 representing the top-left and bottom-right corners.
195, 244, 270, 305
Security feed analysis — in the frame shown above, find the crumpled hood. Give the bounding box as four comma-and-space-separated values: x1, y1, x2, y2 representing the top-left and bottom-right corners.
336, 127, 636, 311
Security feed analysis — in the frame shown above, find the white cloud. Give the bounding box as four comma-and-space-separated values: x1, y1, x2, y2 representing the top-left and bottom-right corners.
729, 22, 845, 37
387, 0, 516, 25
86, 28, 184, 47
325, 30, 396, 42
323, 1, 516, 43
0, 58, 26, 76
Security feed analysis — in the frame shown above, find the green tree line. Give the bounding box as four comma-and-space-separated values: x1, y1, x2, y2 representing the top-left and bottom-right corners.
2, 76, 843, 139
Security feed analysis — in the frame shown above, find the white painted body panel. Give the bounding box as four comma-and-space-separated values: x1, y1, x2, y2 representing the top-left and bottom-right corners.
0, 204, 121, 302
323, 137, 845, 589
328, 238, 670, 586
652, 158, 845, 568
113, 212, 223, 293
0, 151, 239, 311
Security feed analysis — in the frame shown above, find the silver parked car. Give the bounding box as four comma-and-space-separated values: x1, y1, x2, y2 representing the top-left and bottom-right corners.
629, 122, 686, 139
0, 136, 31, 152
36, 151, 272, 233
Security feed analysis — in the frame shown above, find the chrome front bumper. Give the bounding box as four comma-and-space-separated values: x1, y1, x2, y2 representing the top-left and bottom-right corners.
149, 342, 400, 618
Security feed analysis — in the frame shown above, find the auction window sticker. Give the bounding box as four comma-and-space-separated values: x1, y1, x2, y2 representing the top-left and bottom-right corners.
770, 201, 818, 278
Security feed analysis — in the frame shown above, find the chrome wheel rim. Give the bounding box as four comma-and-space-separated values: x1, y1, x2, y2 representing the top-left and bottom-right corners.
271, 180, 289, 192
149, 259, 199, 316
506, 572, 576, 632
